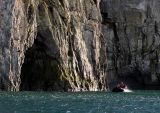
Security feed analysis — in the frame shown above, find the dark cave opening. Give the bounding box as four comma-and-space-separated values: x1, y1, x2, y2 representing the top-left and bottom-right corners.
20, 31, 60, 91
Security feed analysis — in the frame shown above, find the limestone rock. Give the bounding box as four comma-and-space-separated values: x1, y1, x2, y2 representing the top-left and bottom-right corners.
0, 0, 107, 91
2, 0, 160, 91
101, 0, 160, 89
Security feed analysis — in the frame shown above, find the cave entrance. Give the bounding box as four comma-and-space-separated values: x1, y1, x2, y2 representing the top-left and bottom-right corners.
20, 30, 60, 91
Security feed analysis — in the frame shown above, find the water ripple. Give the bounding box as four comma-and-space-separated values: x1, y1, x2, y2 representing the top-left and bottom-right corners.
0, 91, 160, 113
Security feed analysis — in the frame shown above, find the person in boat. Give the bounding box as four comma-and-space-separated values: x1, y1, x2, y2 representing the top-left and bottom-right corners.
119, 81, 127, 89
112, 81, 127, 92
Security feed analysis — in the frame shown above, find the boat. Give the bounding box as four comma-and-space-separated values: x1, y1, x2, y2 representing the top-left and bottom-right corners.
112, 87, 132, 92
112, 82, 132, 92
112, 87, 124, 92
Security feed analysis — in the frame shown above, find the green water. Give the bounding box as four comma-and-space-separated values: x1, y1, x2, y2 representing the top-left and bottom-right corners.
0, 91, 160, 113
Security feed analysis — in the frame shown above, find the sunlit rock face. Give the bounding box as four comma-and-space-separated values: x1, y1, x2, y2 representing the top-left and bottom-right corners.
0, 0, 37, 91
0, 0, 107, 91
101, 0, 160, 89
2, 0, 160, 91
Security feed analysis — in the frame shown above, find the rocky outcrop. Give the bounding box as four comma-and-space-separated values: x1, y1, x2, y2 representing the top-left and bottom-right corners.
0, 0, 107, 91
101, 0, 160, 89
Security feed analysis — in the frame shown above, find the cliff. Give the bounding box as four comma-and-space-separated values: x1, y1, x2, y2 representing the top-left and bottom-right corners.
101, 0, 160, 89
0, 0, 107, 91
1, 0, 160, 91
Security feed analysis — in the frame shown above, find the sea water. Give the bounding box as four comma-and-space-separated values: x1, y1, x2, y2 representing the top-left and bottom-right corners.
0, 91, 160, 113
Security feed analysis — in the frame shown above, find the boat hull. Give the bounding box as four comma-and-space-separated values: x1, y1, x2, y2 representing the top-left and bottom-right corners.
112, 87, 124, 92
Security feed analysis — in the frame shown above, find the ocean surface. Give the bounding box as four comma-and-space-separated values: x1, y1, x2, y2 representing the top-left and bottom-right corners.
0, 91, 160, 113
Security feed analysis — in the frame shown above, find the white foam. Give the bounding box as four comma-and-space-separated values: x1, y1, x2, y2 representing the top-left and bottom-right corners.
123, 89, 133, 93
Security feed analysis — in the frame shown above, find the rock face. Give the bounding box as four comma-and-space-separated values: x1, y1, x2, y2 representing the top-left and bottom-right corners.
0, 0, 37, 91
1, 0, 160, 91
0, 0, 107, 91
101, 0, 160, 89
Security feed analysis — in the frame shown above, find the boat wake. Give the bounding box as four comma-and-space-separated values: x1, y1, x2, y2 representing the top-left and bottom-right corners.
123, 89, 133, 93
